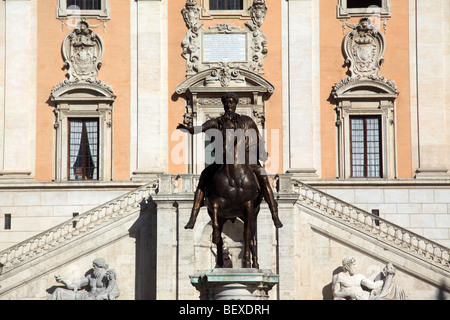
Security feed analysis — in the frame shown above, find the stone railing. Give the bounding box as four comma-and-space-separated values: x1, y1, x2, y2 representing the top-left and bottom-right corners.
293, 180, 450, 269
0, 181, 158, 274
156, 173, 286, 194
1, 173, 448, 276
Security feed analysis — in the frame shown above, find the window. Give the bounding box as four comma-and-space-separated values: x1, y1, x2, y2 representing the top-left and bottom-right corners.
4, 214, 11, 230
57, 0, 110, 20
350, 116, 382, 178
200, 0, 250, 19
69, 119, 99, 180
346, 0, 382, 9
337, 0, 391, 19
67, 0, 101, 10
371, 209, 380, 226
209, 0, 243, 11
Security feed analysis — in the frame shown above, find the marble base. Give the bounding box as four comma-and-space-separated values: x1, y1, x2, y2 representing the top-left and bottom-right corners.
190, 268, 279, 300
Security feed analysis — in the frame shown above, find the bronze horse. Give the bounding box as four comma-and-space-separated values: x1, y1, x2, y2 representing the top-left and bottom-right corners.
202, 117, 265, 269
178, 92, 281, 269
205, 159, 263, 269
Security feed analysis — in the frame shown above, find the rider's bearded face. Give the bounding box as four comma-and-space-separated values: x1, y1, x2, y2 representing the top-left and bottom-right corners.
224, 98, 237, 114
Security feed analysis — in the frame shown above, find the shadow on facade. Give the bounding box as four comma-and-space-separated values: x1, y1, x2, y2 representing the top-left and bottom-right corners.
129, 197, 157, 300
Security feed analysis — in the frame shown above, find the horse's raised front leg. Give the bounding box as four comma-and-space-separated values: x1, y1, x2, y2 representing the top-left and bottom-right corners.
185, 187, 204, 229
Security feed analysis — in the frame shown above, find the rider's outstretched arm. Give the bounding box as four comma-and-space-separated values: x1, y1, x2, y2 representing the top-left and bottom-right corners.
177, 119, 218, 135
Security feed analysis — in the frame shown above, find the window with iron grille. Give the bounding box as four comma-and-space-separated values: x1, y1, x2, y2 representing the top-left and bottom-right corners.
57, 0, 110, 20
209, 0, 243, 10
350, 116, 382, 178
337, 0, 391, 19
346, 0, 382, 9
67, 0, 101, 10
68, 118, 99, 181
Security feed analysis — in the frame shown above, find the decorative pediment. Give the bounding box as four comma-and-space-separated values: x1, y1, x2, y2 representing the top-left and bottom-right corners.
176, 67, 274, 95
333, 78, 397, 100
50, 80, 116, 103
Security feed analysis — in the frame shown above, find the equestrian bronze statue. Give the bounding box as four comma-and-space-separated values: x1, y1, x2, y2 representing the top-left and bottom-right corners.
177, 93, 282, 269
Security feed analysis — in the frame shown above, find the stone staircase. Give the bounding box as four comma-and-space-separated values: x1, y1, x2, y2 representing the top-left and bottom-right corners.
0, 175, 448, 299
294, 180, 450, 269
292, 180, 450, 289
0, 181, 158, 298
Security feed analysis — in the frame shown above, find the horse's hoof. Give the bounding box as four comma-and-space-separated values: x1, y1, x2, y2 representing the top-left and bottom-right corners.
273, 218, 283, 228
185, 220, 195, 229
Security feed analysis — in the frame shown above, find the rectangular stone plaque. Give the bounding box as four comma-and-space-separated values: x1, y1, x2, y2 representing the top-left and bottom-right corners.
203, 33, 247, 62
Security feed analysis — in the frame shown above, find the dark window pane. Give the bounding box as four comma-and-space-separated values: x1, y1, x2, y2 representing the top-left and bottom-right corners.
69, 119, 99, 180
350, 116, 382, 178
67, 0, 101, 10
346, 0, 382, 9
210, 0, 243, 10
4, 214, 11, 230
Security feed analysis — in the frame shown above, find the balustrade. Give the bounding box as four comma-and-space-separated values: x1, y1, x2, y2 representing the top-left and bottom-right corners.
0, 182, 157, 273
0, 176, 448, 275
293, 179, 450, 269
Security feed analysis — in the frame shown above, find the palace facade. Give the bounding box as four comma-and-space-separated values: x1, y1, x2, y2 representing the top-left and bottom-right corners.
0, 0, 449, 300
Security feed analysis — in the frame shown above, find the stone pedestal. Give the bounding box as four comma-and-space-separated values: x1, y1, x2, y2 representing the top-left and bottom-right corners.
190, 268, 279, 300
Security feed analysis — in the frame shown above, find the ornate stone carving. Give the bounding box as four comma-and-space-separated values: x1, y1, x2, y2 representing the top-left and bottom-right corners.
182, 0, 204, 30
345, 18, 384, 79
332, 257, 407, 300
204, 63, 245, 87
249, 0, 267, 28
370, 263, 408, 300
47, 258, 120, 300
176, 68, 275, 95
181, 1, 268, 76
51, 21, 114, 98
335, 17, 396, 91
62, 20, 104, 82
51, 78, 114, 96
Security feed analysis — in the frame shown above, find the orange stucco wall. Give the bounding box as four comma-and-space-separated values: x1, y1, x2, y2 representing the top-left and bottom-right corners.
167, 1, 188, 175
319, 0, 412, 178
36, 1, 130, 181
167, 0, 283, 174
35, 1, 412, 181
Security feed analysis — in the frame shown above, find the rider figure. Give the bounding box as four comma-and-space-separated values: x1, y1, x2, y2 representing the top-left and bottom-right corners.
177, 92, 283, 229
